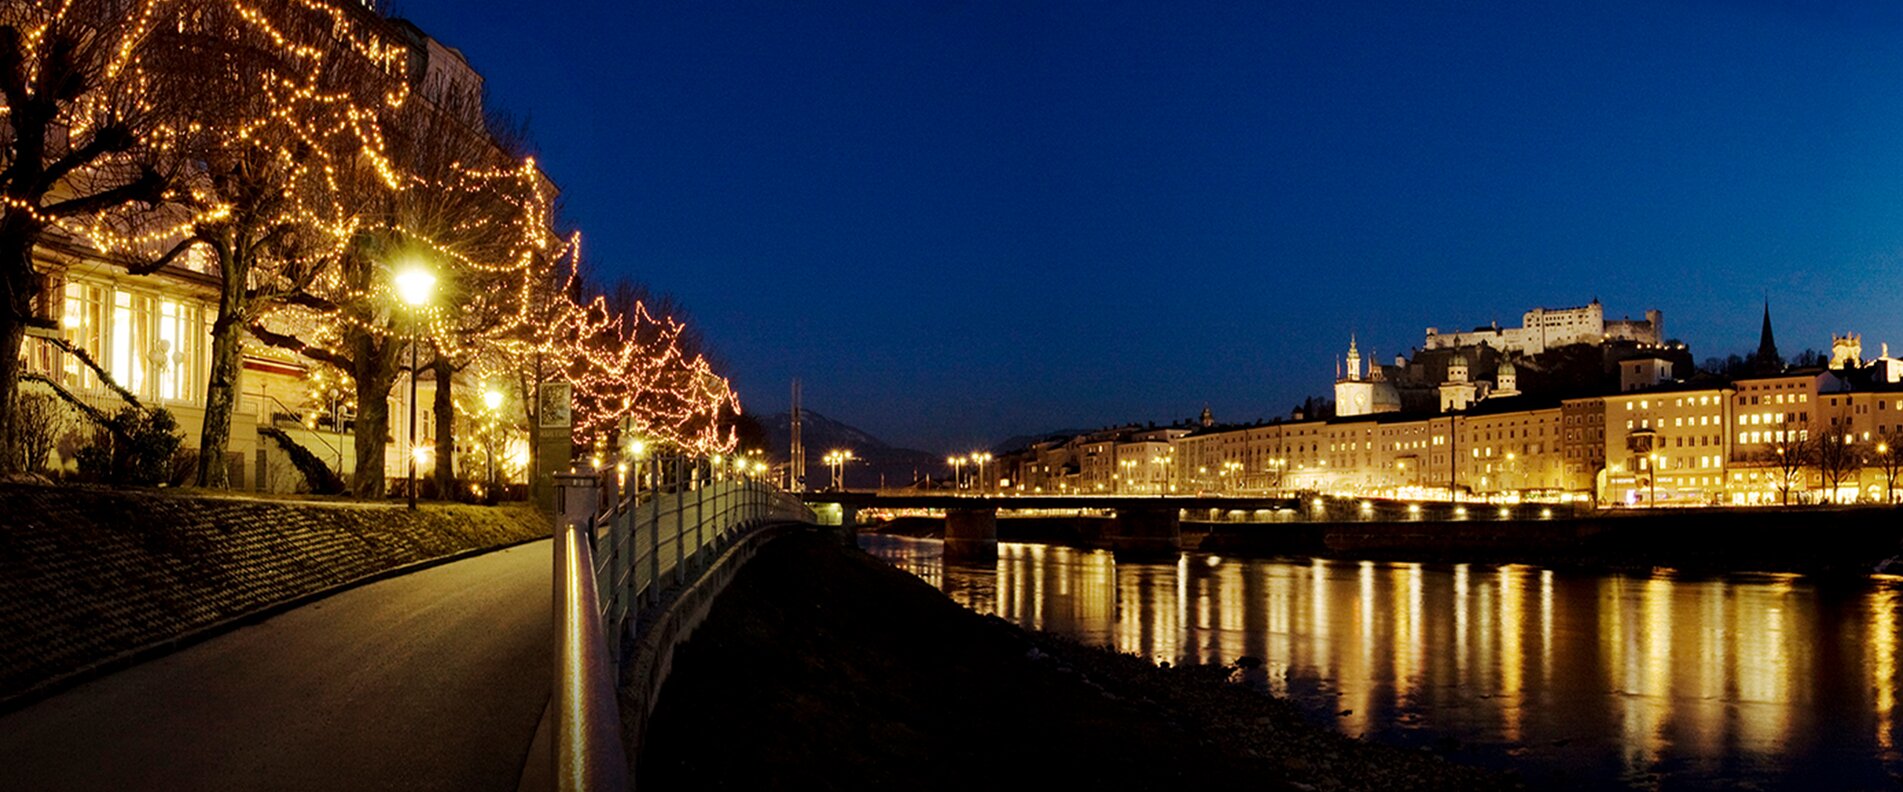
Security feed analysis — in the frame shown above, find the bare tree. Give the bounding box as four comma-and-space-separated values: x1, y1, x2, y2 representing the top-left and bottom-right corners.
1814, 422, 1862, 503
0, 0, 189, 472
1757, 428, 1814, 506
1878, 428, 1903, 505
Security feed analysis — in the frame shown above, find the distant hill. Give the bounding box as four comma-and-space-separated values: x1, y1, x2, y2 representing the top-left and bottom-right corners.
762, 410, 943, 490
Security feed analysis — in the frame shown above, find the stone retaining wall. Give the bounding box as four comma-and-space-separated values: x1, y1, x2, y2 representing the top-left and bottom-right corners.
0, 483, 550, 704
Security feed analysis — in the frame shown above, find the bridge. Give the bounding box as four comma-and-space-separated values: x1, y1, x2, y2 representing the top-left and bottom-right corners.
0, 460, 818, 792
801, 492, 1306, 559
801, 491, 1585, 559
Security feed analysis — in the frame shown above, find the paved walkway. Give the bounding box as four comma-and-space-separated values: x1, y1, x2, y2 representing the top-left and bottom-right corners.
0, 540, 552, 792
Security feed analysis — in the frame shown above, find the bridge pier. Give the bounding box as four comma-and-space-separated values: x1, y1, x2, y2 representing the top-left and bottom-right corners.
1109, 506, 1180, 559
944, 507, 999, 562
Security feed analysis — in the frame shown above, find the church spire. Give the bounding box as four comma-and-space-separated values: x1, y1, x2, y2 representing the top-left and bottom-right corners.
1755, 299, 1781, 375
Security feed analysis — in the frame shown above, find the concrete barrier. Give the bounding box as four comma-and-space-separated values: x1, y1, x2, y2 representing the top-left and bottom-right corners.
614, 522, 805, 775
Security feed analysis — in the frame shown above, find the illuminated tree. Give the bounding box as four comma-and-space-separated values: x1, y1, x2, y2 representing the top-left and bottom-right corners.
251, 73, 536, 498
161, 0, 406, 487
0, 0, 186, 472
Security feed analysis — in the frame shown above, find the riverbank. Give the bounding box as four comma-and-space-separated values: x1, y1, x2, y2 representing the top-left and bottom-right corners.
870, 507, 1903, 575
639, 531, 1515, 791
0, 483, 550, 707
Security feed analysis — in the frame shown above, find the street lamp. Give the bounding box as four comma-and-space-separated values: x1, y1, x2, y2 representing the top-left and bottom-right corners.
624, 437, 648, 505
394, 262, 435, 510
970, 452, 993, 494
825, 449, 854, 491
1881, 442, 1894, 504
482, 387, 503, 501
1647, 452, 1660, 508
946, 456, 966, 490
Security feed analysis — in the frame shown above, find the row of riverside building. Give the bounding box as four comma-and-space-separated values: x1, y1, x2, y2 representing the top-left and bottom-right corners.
993, 302, 1903, 506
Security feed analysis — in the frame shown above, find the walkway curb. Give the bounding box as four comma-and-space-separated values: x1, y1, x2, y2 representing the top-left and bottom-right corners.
0, 532, 550, 715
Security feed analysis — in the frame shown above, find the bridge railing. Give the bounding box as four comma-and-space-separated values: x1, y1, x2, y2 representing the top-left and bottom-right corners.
552, 457, 815, 792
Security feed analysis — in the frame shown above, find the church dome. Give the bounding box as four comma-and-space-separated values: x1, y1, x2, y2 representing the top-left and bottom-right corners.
1497, 359, 1516, 375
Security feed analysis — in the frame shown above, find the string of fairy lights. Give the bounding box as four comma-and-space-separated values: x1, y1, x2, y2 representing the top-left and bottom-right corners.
9, 0, 740, 462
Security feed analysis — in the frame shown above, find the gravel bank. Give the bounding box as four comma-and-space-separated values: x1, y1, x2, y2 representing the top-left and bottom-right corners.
639, 531, 1515, 791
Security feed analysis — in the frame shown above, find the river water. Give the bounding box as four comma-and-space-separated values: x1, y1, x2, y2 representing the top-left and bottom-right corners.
860, 534, 1903, 790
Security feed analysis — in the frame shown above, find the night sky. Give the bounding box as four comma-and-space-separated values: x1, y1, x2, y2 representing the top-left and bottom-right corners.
391, 1, 1903, 452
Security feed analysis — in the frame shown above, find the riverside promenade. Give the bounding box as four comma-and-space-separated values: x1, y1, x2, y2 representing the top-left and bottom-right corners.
0, 540, 551, 792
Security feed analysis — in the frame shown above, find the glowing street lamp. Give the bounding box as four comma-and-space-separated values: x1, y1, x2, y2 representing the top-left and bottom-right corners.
395, 261, 436, 510
970, 452, 993, 494
824, 449, 854, 491
481, 387, 504, 500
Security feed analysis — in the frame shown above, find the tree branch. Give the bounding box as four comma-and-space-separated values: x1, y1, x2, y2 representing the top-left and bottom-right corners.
37, 335, 145, 412
35, 123, 135, 195
42, 168, 165, 218
247, 322, 355, 370
125, 234, 203, 276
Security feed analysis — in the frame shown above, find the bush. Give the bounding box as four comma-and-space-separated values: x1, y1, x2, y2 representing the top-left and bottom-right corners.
7, 386, 71, 472
169, 447, 200, 487
74, 407, 185, 486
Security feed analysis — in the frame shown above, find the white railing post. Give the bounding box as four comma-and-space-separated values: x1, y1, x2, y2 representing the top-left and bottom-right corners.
550, 472, 627, 792
673, 455, 687, 587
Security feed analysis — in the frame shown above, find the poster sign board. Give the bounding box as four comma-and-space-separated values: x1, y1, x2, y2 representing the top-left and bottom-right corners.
538, 382, 572, 429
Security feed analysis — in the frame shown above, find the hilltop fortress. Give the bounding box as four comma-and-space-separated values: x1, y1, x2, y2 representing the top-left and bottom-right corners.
1424, 299, 1661, 356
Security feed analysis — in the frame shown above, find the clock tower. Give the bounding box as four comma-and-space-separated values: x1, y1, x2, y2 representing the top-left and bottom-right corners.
1335, 336, 1397, 416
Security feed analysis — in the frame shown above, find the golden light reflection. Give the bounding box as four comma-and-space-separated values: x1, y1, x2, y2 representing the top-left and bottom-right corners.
1499, 565, 1524, 742
1539, 569, 1554, 689
1871, 586, 1896, 752
863, 535, 1893, 788
1734, 578, 1794, 753
1455, 563, 1470, 682
1392, 563, 1423, 707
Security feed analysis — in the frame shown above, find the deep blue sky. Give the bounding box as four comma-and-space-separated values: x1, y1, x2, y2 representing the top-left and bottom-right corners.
392, 0, 1903, 452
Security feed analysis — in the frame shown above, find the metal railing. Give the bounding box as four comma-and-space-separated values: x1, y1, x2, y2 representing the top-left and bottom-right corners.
551, 458, 816, 792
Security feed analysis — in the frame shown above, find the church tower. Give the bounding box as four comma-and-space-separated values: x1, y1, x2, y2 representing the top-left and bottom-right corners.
1439, 351, 1478, 412
1199, 405, 1214, 428
1755, 300, 1782, 375
1336, 335, 1398, 417
1494, 359, 1519, 397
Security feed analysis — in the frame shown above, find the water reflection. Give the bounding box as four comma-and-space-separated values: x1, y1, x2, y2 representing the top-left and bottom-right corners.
862, 535, 1903, 789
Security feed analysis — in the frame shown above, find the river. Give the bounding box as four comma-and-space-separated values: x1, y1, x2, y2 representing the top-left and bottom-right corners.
860, 534, 1903, 790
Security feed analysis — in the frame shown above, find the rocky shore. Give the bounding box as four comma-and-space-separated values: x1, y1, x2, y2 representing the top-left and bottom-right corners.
639, 530, 1515, 791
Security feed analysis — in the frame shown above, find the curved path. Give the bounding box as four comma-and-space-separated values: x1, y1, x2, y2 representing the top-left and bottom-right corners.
0, 539, 552, 792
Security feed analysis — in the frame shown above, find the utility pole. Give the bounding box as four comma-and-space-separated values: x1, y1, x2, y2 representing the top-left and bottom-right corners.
790, 379, 804, 492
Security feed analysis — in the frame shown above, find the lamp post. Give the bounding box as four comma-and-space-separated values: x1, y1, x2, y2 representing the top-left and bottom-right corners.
394, 263, 436, 510
970, 452, 993, 494
1647, 452, 1660, 508
625, 437, 648, 506
1881, 442, 1893, 504
946, 456, 965, 491
482, 387, 503, 501
824, 449, 853, 491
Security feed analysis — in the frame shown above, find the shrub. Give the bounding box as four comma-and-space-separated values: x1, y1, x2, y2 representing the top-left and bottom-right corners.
73, 407, 185, 486
8, 387, 71, 472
